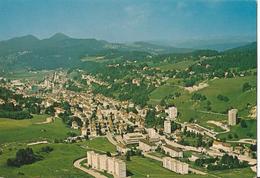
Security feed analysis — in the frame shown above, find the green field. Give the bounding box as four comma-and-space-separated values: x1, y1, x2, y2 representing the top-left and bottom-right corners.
3, 70, 54, 81
80, 137, 116, 153
0, 143, 91, 178
157, 60, 196, 71
218, 119, 257, 140
198, 76, 256, 116
126, 156, 255, 178
148, 76, 256, 132
0, 115, 79, 144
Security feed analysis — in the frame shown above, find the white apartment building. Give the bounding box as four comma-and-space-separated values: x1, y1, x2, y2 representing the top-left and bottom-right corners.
87, 151, 127, 178
139, 139, 157, 152
164, 120, 171, 134
146, 128, 159, 139
166, 106, 178, 119
228, 109, 238, 126
162, 144, 183, 158
211, 141, 233, 153
123, 133, 145, 144
163, 157, 189, 175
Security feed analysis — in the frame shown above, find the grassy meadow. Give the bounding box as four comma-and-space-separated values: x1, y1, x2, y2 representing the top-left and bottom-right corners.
0, 143, 91, 178
126, 156, 255, 178
0, 115, 79, 144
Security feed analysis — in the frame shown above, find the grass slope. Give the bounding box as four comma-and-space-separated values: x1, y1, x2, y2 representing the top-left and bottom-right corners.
0, 115, 79, 144
126, 156, 255, 178
0, 143, 91, 178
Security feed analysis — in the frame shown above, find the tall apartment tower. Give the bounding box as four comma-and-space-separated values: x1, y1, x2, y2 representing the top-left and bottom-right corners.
228, 109, 238, 126
164, 120, 171, 134
167, 106, 178, 119
114, 160, 127, 178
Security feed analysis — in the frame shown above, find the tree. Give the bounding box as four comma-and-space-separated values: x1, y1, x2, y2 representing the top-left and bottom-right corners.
7, 148, 39, 167
125, 151, 131, 161
240, 120, 247, 128
144, 109, 156, 128
106, 151, 111, 157
242, 82, 252, 92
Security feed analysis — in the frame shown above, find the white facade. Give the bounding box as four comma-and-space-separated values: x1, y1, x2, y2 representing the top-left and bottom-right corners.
99, 154, 108, 171
228, 109, 238, 126
91, 153, 99, 169
166, 106, 178, 119
123, 133, 145, 144
87, 151, 126, 178
163, 157, 188, 175
107, 157, 115, 174
162, 144, 183, 158
212, 141, 233, 152
87, 151, 94, 166
164, 120, 171, 134
147, 128, 159, 139
114, 160, 127, 178
139, 140, 157, 152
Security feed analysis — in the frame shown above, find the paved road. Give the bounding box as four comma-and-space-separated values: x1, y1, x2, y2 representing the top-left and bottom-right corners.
197, 110, 226, 116
73, 157, 107, 178
227, 139, 257, 145
106, 132, 118, 146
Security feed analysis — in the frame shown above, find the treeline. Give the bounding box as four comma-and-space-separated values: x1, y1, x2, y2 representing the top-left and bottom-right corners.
7, 148, 40, 167
7, 146, 53, 167
0, 110, 32, 119
0, 87, 44, 119
195, 154, 248, 171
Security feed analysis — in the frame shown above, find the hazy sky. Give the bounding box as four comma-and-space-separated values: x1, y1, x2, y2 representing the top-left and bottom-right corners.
0, 0, 256, 42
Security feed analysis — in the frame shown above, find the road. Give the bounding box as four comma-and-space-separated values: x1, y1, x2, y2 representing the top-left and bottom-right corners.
106, 132, 118, 146
197, 110, 226, 116
227, 139, 257, 145
73, 157, 107, 178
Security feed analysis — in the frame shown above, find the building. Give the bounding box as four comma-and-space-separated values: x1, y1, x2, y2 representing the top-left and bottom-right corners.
91, 153, 100, 169
147, 128, 158, 139
87, 151, 94, 166
114, 159, 127, 178
139, 139, 157, 152
123, 133, 145, 144
87, 151, 126, 178
162, 144, 183, 158
99, 154, 108, 171
186, 124, 205, 135
71, 121, 79, 129
211, 141, 233, 152
166, 106, 178, 119
164, 120, 171, 134
146, 128, 160, 141
107, 157, 116, 174
163, 157, 188, 174
228, 109, 238, 126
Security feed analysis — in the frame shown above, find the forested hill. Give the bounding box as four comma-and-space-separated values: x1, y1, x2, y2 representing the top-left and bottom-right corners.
0, 33, 256, 72
202, 42, 257, 71
0, 33, 195, 72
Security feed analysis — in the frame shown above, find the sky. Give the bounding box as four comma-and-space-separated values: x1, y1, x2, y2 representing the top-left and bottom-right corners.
0, 0, 257, 43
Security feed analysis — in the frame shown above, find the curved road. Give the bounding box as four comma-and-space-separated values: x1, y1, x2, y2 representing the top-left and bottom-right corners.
73, 157, 107, 178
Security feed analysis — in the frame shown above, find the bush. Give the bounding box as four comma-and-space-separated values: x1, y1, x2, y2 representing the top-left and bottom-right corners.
41, 146, 53, 153
6, 148, 39, 167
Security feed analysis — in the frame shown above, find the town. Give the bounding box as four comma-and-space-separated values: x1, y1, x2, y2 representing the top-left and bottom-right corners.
0, 68, 256, 178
